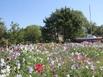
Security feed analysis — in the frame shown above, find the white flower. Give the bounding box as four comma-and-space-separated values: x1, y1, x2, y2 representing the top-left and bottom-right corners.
71, 64, 76, 70
51, 60, 55, 65
71, 52, 75, 56
0, 74, 6, 77
96, 61, 100, 64
17, 63, 21, 69
100, 66, 103, 70
85, 65, 89, 69
1, 58, 5, 63
1, 69, 6, 73
16, 74, 22, 77
92, 75, 95, 77
23, 58, 25, 63
58, 63, 61, 68
47, 57, 50, 60
86, 60, 92, 65
54, 74, 58, 77
90, 64, 95, 70
28, 66, 33, 74
6, 65, 10, 73
66, 74, 70, 77
16, 60, 21, 69
29, 75, 32, 77
56, 57, 58, 63
29, 55, 32, 58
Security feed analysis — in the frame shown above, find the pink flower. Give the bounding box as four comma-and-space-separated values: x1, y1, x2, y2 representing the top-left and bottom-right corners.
73, 53, 85, 62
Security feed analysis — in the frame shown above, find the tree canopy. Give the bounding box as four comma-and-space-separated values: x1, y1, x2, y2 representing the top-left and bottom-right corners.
24, 25, 42, 43
43, 7, 90, 42
0, 19, 6, 39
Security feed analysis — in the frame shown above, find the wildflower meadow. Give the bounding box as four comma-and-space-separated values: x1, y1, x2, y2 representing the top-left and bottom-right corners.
0, 42, 103, 77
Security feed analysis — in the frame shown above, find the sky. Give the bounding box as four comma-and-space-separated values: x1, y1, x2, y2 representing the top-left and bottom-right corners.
0, 0, 103, 28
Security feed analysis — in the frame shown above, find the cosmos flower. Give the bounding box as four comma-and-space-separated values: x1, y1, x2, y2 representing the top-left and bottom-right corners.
34, 64, 44, 74
16, 74, 22, 77
66, 74, 70, 77
28, 66, 33, 74
73, 52, 85, 62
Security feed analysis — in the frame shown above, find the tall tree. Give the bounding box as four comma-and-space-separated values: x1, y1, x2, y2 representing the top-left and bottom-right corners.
43, 7, 90, 42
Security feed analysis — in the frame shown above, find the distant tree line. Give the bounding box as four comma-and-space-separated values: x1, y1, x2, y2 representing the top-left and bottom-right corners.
0, 20, 42, 46
0, 7, 103, 46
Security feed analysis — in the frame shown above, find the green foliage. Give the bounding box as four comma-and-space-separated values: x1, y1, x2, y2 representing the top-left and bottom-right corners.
8, 22, 21, 44
94, 25, 103, 37
0, 19, 6, 39
0, 21, 42, 45
24, 25, 42, 43
43, 7, 90, 42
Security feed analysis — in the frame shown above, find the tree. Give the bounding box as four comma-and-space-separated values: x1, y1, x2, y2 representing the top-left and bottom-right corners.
43, 7, 90, 42
94, 25, 103, 37
0, 18, 6, 39
86, 22, 98, 35
16, 28, 25, 44
0, 18, 8, 46
24, 25, 41, 43
9, 22, 21, 44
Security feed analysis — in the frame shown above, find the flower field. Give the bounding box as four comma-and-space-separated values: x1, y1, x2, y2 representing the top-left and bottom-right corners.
1, 42, 103, 77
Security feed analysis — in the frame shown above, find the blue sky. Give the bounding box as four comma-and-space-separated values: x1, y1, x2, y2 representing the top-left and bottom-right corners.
0, 0, 103, 28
